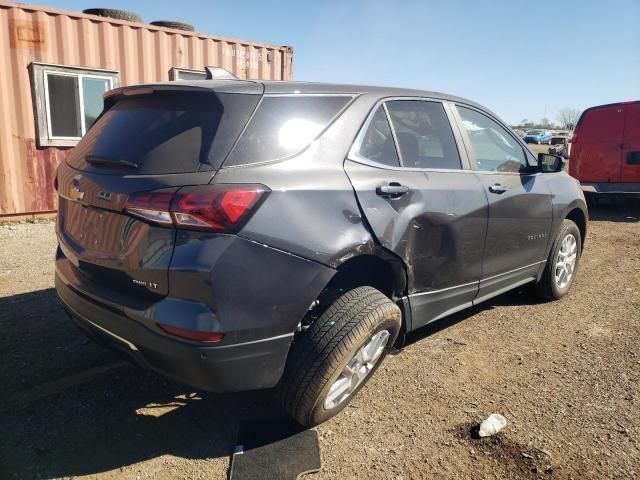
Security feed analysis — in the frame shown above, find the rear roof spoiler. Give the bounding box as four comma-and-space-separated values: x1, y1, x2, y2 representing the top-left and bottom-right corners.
103, 75, 262, 107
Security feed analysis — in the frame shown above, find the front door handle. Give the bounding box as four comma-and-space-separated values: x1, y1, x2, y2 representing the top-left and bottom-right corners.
376, 183, 409, 198
488, 183, 508, 194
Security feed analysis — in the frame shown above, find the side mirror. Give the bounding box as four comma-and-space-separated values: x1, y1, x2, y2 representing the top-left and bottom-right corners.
538, 153, 564, 173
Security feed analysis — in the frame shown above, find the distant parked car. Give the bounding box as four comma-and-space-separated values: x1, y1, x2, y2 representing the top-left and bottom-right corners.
524, 129, 552, 144
548, 136, 570, 158
570, 101, 640, 201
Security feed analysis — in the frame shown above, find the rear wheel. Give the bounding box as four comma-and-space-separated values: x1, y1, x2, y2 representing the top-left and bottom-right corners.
535, 219, 581, 300
278, 286, 401, 427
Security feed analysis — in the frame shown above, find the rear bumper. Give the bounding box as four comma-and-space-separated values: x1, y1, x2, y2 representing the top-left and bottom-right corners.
580, 183, 640, 195
56, 274, 293, 392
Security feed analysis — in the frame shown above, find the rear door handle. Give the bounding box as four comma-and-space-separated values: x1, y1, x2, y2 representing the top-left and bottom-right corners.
488, 184, 508, 194
376, 184, 409, 197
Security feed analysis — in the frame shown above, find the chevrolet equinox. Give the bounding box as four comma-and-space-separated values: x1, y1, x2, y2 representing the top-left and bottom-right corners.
55, 79, 588, 427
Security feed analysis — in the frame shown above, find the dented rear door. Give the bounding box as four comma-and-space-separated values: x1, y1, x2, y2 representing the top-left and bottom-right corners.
344, 99, 488, 328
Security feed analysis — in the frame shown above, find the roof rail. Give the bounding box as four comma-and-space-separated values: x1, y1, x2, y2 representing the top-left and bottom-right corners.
205, 66, 238, 80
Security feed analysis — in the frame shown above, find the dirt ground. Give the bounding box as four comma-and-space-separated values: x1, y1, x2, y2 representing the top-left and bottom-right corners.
1, 200, 639, 480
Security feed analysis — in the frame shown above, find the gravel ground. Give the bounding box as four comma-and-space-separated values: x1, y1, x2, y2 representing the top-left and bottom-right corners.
1, 201, 639, 480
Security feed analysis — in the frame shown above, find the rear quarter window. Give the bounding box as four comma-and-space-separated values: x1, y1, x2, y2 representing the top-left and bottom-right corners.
224, 95, 353, 167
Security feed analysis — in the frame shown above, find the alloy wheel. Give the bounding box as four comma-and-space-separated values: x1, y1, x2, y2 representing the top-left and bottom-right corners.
323, 330, 390, 409
555, 234, 577, 289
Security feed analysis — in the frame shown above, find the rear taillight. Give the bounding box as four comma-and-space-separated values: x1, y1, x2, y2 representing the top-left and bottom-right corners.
125, 184, 268, 232
125, 191, 175, 225
157, 322, 224, 342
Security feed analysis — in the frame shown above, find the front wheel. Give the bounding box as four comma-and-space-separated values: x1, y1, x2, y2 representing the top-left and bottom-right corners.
278, 286, 401, 427
535, 219, 582, 300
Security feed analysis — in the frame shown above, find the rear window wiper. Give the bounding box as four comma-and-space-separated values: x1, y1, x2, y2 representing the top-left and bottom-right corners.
85, 155, 138, 169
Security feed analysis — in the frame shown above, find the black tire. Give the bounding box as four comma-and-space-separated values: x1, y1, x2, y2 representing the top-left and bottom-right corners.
535, 219, 581, 300
279, 286, 401, 427
150, 20, 195, 31
83, 8, 143, 23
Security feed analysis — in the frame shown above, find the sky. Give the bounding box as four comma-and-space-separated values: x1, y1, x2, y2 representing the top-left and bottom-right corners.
23, 0, 640, 125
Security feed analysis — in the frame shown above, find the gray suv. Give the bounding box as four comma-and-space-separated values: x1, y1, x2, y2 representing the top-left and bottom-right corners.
54, 80, 588, 427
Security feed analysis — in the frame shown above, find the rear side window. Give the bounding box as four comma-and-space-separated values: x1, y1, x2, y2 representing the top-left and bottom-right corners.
385, 100, 461, 170
225, 95, 352, 166
66, 92, 260, 174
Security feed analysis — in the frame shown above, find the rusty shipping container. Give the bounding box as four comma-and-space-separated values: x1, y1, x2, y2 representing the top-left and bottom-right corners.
0, 1, 293, 218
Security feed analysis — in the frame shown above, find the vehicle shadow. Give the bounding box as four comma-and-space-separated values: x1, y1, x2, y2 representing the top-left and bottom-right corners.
588, 197, 640, 223
0, 288, 297, 479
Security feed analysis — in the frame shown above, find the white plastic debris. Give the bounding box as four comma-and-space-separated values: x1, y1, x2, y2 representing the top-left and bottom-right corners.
478, 413, 507, 437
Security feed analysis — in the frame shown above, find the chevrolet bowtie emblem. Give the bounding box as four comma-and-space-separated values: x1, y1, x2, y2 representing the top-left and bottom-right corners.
70, 185, 85, 201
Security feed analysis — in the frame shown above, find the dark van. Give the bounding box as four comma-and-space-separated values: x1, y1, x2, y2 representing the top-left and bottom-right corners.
570, 101, 640, 199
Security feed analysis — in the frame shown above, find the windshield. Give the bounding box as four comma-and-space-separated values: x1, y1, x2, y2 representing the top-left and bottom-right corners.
527, 130, 544, 135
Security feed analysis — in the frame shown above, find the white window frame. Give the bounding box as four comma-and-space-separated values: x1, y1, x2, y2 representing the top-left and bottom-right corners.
169, 67, 206, 81
30, 62, 119, 147
43, 71, 114, 141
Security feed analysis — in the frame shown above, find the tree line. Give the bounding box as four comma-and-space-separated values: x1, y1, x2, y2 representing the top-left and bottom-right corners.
516, 107, 581, 130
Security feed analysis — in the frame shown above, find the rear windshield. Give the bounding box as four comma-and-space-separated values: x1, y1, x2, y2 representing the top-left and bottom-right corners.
224, 95, 353, 166
66, 92, 260, 174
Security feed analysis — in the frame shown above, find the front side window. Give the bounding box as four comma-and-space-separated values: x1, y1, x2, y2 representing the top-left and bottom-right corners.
456, 106, 528, 173
385, 100, 461, 170
31, 63, 118, 147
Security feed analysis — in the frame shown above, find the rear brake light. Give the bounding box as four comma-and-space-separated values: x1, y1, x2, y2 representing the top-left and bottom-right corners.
157, 323, 224, 342
124, 184, 268, 232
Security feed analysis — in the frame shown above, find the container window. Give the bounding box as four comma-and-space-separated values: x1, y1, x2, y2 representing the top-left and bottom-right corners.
46, 74, 81, 137
225, 95, 353, 166
44, 72, 112, 139
169, 67, 207, 81
31, 63, 118, 147
82, 77, 111, 128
